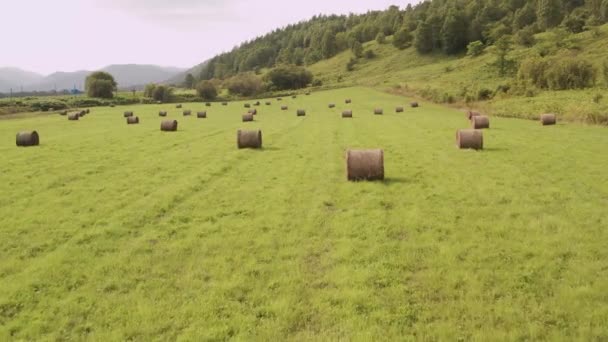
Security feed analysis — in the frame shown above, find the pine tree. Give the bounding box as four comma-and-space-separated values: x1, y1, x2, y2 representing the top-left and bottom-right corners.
320, 31, 336, 59
414, 20, 434, 53
441, 9, 469, 54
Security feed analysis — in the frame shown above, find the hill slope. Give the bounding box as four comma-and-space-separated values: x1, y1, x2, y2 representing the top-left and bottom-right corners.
0, 68, 44, 91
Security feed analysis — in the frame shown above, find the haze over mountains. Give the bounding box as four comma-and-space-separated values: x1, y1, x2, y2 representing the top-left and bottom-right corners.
0, 65, 186, 92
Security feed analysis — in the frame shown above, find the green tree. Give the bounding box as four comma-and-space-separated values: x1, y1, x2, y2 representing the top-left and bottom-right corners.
414, 20, 434, 53
441, 9, 469, 54
492, 36, 516, 76
320, 30, 337, 59
466, 41, 485, 57
184, 73, 196, 89
152, 85, 173, 102
537, 0, 563, 29
602, 0, 608, 22
264, 65, 313, 90
85, 71, 117, 99
376, 32, 386, 44
351, 41, 363, 58
393, 28, 413, 49
196, 80, 218, 100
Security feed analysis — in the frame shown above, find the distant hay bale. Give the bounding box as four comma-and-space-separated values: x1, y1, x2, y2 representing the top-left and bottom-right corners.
306, 92, 311, 95
265, 101, 272, 105
396, 107, 404, 113
161, 120, 178, 131
541, 113, 556, 126
254, 101, 260, 106
374, 108, 383, 115
206, 102, 211, 107
467, 110, 481, 120
345, 99, 352, 104
281, 105, 288, 111
197, 111, 207, 118
85, 109, 90, 114
78, 110, 86, 117
110, 104, 115, 108
159, 111, 167, 117
248, 109, 257, 115
176, 104, 182, 109
297, 109, 306, 116
183, 110, 192, 116
59, 110, 67, 116
68, 113, 79, 120
328, 104, 336, 108
124, 111, 133, 118
222, 102, 228, 106
237, 129, 262, 149
16, 131, 39, 147
242, 113, 254, 122
411, 102, 419, 108
292, 95, 297, 99
277, 97, 282, 101
456, 129, 483, 150
244, 103, 251, 108
126, 116, 139, 124
342, 110, 353, 118
471, 115, 490, 129
346, 149, 384, 181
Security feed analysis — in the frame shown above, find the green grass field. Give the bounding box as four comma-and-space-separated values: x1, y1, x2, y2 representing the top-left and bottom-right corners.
1, 87, 608, 340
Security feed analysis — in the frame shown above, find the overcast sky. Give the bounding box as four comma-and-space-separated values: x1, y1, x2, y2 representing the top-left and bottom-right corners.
0, 0, 416, 75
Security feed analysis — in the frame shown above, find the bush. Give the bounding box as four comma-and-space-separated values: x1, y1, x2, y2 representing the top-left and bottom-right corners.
466, 41, 484, 57
477, 88, 493, 101
518, 57, 550, 89
225, 74, 263, 96
346, 58, 357, 72
264, 65, 313, 90
364, 50, 376, 59
545, 58, 596, 90
393, 28, 413, 50
593, 93, 603, 103
85, 72, 116, 99
196, 80, 218, 100
376, 32, 386, 44
515, 27, 536, 47
312, 79, 323, 87
152, 85, 173, 102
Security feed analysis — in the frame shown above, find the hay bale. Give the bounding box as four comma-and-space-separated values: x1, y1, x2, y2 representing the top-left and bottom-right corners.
59, 110, 68, 116
197, 111, 207, 118
467, 111, 481, 120
306, 92, 311, 96
244, 103, 251, 108
281, 105, 288, 111
16, 131, 39, 147
342, 110, 353, 118
127, 116, 139, 124
222, 102, 228, 106
85, 109, 90, 114
242, 113, 254, 122
541, 113, 556, 126
248, 109, 257, 115
254, 101, 260, 106
176, 104, 182, 109
329, 104, 336, 108
346, 149, 384, 181
265, 101, 272, 105
183, 110, 192, 116
456, 129, 483, 150
345, 99, 352, 104
237, 129, 262, 149
110, 104, 115, 108
124, 111, 133, 118
206, 102, 211, 107
411, 102, 419, 108
277, 97, 282, 101
297, 109, 306, 116
161, 120, 178, 131
471, 115, 490, 129
396, 107, 404, 113
159, 111, 167, 117
374, 108, 383, 115
78, 110, 86, 117
292, 95, 297, 99
68, 113, 79, 120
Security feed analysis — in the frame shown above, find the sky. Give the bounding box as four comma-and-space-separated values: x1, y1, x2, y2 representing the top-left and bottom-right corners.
0, 0, 416, 75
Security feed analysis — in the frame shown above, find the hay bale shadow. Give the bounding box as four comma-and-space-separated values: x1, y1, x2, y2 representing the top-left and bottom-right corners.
381, 177, 412, 186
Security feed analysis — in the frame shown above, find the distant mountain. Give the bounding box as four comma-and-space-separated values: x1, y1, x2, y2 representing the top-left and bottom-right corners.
0, 64, 186, 92
165, 61, 208, 86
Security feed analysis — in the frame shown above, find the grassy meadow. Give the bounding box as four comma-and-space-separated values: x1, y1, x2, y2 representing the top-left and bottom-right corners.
1, 87, 608, 340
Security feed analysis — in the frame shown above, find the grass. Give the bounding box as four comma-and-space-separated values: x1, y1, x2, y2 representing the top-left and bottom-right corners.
1, 87, 608, 340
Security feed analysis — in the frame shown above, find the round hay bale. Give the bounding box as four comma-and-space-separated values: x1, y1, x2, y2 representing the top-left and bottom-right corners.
110, 104, 115, 108
85, 109, 90, 114
59, 110, 68, 116
396, 107, 404, 113
161, 120, 178, 132
254, 101, 261, 106
159, 111, 167, 117
183, 110, 192, 116
244, 103, 251, 108
342, 110, 353, 118
197, 111, 207, 118
281, 105, 288, 111
237, 129, 262, 149
374, 108, 383, 115
68, 113, 79, 120
329, 104, 336, 108
456, 129, 483, 150
345, 99, 352, 104
541, 113, 556, 126
467, 111, 481, 120
78, 110, 86, 117
411, 102, 419, 108
176, 104, 183, 109
306, 92, 311, 96
127, 116, 139, 125
205, 102, 211, 107
124, 111, 133, 118
292, 95, 297, 99
277, 97, 282, 101
242, 113, 254, 122
265, 101, 271, 106
248, 109, 257, 115
16, 131, 39, 147
346, 149, 384, 181
222, 102, 228, 106
471, 115, 490, 129
297, 109, 306, 116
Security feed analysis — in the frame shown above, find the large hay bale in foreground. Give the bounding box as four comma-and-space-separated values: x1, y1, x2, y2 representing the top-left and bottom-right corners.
124, 111, 133, 118
68, 113, 79, 120
328, 104, 336, 108
127, 116, 139, 125
159, 111, 167, 117
197, 111, 207, 118
161, 120, 178, 132
396, 107, 404, 113
342, 110, 353, 118
281, 105, 288, 111
242, 113, 254, 122
237, 129, 262, 149
248, 109, 257, 115
541, 113, 556, 126
411, 102, 419, 108
297, 109, 306, 116
346, 149, 384, 181
467, 111, 481, 120
183, 110, 192, 116
16, 131, 39, 147
471, 115, 490, 129
345, 99, 352, 104
176, 104, 182, 109
456, 129, 483, 150
374, 108, 383, 115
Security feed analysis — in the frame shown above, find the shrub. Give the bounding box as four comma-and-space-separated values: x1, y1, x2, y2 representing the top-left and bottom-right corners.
196, 80, 218, 100
225, 74, 263, 96
515, 27, 536, 47
346, 58, 357, 72
152, 85, 173, 102
85, 71, 116, 99
518, 57, 550, 89
477, 88, 493, 101
593, 93, 603, 103
312, 79, 323, 87
376, 32, 386, 44
466, 41, 484, 57
545, 58, 596, 90
264, 65, 313, 90
364, 50, 376, 59
393, 28, 413, 50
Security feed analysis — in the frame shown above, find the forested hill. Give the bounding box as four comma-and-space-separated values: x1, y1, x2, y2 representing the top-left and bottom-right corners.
197, 0, 608, 81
